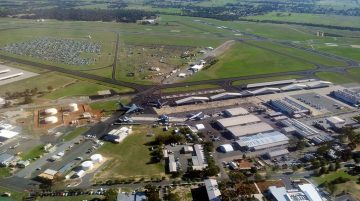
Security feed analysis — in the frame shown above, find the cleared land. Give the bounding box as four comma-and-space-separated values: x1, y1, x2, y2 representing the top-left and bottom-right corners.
95, 126, 164, 180
185, 41, 316, 81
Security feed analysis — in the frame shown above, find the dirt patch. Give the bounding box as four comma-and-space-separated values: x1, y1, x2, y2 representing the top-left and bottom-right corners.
256, 180, 284, 193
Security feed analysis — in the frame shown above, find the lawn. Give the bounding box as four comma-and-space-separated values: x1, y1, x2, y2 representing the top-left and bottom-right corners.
95, 126, 164, 179
43, 80, 132, 99
0, 186, 28, 201
161, 84, 220, 93
185, 41, 315, 81
315, 72, 356, 84
63, 127, 89, 141
0, 168, 11, 179
232, 75, 303, 86
348, 69, 360, 83
313, 170, 356, 185
90, 97, 130, 111
20, 144, 46, 161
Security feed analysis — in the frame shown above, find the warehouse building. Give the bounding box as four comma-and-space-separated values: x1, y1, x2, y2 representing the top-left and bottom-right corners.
175, 96, 209, 105
217, 114, 261, 129
268, 98, 310, 117
306, 80, 331, 89
204, 179, 221, 201
235, 131, 289, 151
326, 116, 345, 128
219, 144, 234, 153
266, 149, 289, 159
210, 92, 242, 101
331, 89, 360, 106
223, 107, 249, 117
192, 144, 208, 170
280, 119, 319, 138
227, 122, 274, 138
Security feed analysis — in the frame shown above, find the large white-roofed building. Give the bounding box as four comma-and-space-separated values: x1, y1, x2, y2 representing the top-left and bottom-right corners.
204, 179, 221, 201
268, 183, 322, 201
219, 144, 234, 153
210, 92, 242, 101
217, 114, 261, 129
235, 131, 289, 151
223, 107, 249, 117
192, 144, 207, 170
298, 183, 322, 201
227, 122, 274, 138
175, 96, 209, 105
0, 129, 19, 140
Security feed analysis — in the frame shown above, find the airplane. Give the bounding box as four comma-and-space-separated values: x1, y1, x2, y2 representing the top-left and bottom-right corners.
117, 116, 134, 123
148, 99, 168, 108
186, 112, 204, 121
157, 114, 170, 123
117, 101, 144, 114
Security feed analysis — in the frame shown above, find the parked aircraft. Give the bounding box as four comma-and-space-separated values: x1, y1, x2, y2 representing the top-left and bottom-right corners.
148, 99, 168, 108
186, 112, 204, 121
117, 101, 144, 114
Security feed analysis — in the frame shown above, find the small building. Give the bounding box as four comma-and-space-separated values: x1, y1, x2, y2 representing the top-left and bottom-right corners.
237, 160, 254, 171
182, 145, 194, 154
178, 73, 186, 78
195, 124, 205, 131
204, 179, 221, 201
223, 107, 249, 117
168, 154, 177, 173
219, 144, 234, 153
17, 160, 30, 168
38, 169, 58, 181
326, 116, 345, 128
266, 149, 289, 159
0, 154, 15, 167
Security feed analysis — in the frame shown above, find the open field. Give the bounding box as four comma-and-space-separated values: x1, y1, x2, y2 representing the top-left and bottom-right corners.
63, 127, 89, 141
0, 168, 11, 179
245, 12, 360, 28
20, 144, 46, 161
95, 126, 164, 179
313, 170, 356, 185
161, 84, 220, 93
185, 41, 316, 81
0, 186, 27, 201
232, 75, 303, 86
315, 72, 356, 84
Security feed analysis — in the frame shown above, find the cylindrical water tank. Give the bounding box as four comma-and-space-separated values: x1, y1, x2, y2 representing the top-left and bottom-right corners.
69, 103, 79, 112
44, 108, 58, 115
90, 154, 103, 163
81, 161, 93, 171
44, 116, 58, 124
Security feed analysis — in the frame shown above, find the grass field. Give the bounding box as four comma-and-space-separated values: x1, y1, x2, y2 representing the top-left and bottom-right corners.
185, 41, 315, 81
245, 12, 360, 28
20, 144, 45, 161
232, 75, 303, 86
315, 72, 356, 84
0, 168, 11, 179
161, 84, 220, 93
63, 127, 89, 141
96, 126, 164, 179
0, 186, 27, 201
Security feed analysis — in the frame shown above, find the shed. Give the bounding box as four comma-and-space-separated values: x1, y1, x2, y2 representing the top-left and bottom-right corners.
195, 124, 205, 131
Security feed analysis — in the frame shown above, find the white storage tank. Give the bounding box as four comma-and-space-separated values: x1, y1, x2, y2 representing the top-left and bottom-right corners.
81, 161, 93, 171
69, 103, 79, 112
44, 108, 58, 115
44, 116, 58, 124
90, 154, 103, 163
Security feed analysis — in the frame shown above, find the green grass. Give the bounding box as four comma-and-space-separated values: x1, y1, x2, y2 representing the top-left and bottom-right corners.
63, 127, 89, 141
245, 12, 360, 28
232, 75, 303, 86
161, 84, 220, 93
315, 72, 356, 84
43, 80, 132, 99
0, 186, 28, 201
90, 100, 119, 111
20, 144, 46, 161
186, 41, 315, 81
36, 195, 104, 201
0, 168, 11, 179
96, 126, 164, 179
313, 170, 356, 185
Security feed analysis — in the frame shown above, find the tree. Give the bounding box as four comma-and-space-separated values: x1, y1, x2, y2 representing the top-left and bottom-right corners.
229, 171, 246, 183
104, 188, 118, 201
296, 140, 306, 150
145, 185, 161, 201
254, 173, 263, 182
164, 192, 180, 201
23, 96, 33, 104
328, 163, 335, 172
335, 161, 341, 170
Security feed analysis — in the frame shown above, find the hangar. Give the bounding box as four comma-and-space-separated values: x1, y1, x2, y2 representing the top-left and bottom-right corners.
217, 114, 261, 129
223, 107, 249, 117
210, 92, 242, 101
175, 96, 209, 105
227, 122, 274, 138
235, 131, 289, 151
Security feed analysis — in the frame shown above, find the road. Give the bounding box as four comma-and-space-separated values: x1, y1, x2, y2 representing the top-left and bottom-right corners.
112, 33, 120, 80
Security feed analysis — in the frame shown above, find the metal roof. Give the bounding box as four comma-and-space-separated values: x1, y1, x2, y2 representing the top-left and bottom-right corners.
236, 131, 289, 149
298, 184, 322, 201
267, 149, 289, 158
224, 107, 249, 116
217, 114, 261, 128
228, 122, 274, 138
204, 179, 221, 201
210, 92, 242, 100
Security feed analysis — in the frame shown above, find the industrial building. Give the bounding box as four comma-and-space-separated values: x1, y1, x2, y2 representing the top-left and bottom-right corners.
104, 126, 132, 143
204, 179, 221, 201
227, 122, 274, 138
268, 98, 310, 117
168, 154, 177, 173
235, 131, 289, 151
38, 169, 58, 181
192, 144, 207, 170
305, 81, 331, 89
326, 116, 345, 128
266, 149, 289, 159
217, 114, 261, 129
223, 107, 249, 117
280, 119, 319, 138
268, 183, 322, 201
210, 92, 242, 101
332, 89, 360, 106
175, 96, 209, 105
219, 144, 234, 153
249, 87, 281, 95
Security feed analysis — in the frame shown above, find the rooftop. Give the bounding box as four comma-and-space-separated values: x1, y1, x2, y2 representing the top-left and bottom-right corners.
227, 122, 274, 138
217, 114, 261, 128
